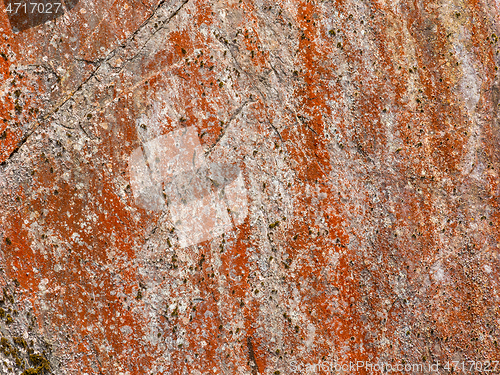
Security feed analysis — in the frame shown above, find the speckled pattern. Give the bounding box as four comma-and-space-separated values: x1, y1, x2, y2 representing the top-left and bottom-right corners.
0, 0, 499, 374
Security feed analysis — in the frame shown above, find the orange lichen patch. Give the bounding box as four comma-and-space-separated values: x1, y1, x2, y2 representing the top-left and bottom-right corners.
78, 0, 154, 62
0, 65, 41, 165
0, 127, 20, 166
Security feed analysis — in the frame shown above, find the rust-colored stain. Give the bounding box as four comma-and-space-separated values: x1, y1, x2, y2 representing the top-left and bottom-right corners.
0, 0, 499, 374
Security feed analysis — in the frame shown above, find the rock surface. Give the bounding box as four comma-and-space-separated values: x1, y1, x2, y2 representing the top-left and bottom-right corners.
0, 0, 499, 373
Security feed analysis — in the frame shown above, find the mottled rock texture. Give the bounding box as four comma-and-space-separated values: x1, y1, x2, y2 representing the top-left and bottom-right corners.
0, 0, 500, 374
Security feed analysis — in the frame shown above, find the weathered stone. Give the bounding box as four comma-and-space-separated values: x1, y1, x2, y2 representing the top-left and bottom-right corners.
1, 0, 499, 373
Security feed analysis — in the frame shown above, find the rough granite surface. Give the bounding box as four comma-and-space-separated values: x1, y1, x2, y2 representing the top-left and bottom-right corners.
0, 0, 500, 374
